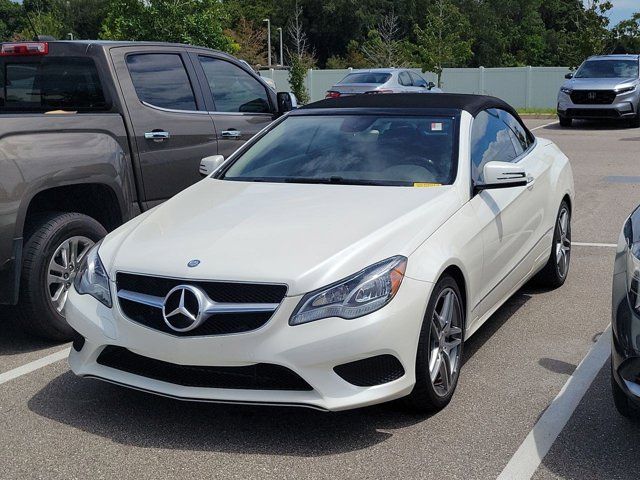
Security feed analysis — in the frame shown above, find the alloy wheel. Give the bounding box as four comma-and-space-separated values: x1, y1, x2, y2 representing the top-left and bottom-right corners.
429, 288, 463, 397
46, 236, 94, 313
556, 207, 571, 279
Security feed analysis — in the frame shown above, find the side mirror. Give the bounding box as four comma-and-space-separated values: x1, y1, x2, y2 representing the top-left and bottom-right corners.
199, 155, 225, 176
565, 72, 573, 79
277, 91, 297, 116
475, 161, 527, 193
427, 81, 436, 90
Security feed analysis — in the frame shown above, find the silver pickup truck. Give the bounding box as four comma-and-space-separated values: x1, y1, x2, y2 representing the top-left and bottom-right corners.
0, 40, 294, 340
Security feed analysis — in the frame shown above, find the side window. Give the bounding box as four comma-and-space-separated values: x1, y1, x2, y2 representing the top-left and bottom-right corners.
498, 109, 532, 153
198, 57, 271, 113
398, 71, 412, 86
126, 53, 197, 111
410, 72, 426, 87
470, 109, 518, 182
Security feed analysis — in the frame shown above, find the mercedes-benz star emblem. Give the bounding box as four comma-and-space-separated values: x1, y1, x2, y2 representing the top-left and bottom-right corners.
162, 285, 206, 332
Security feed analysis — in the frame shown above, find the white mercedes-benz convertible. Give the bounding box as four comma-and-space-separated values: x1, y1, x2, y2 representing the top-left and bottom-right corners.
66, 93, 574, 412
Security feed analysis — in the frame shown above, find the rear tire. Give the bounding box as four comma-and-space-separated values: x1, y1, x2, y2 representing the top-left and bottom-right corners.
612, 363, 640, 420
17, 212, 107, 341
533, 201, 571, 289
559, 115, 572, 127
404, 275, 464, 413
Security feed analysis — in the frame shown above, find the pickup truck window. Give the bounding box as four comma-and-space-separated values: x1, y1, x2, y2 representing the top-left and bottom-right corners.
0, 57, 108, 112
126, 53, 197, 111
198, 56, 271, 114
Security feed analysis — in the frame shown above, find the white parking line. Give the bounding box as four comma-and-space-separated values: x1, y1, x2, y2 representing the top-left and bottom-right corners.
0, 347, 70, 386
531, 120, 559, 131
572, 242, 617, 248
497, 325, 611, 480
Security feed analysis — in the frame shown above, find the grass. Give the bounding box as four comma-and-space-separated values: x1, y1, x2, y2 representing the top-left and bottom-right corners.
517, 108, 557, 115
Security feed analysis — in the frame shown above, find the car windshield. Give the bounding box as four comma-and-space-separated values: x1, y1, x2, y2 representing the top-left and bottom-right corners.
222, 114, 457, 186
574, 59, 639, 79
339, 73, 392, 84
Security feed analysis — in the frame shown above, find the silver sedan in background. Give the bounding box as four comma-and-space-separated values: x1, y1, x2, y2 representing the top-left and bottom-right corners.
326, 68, 442, 98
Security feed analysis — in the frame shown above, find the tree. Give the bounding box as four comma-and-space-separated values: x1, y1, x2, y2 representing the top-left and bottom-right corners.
101, 0, 237, 53
361, 12, 411, 68
226, 18, 267, 68
611, 12, 640, 54
413, 0, 473, 87
0, 0, 26, 41
286, 1, 315, 103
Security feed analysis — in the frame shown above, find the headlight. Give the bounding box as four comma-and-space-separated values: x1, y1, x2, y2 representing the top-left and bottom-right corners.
73, 240, 112, 308
616, 85, 637, 94
289, 256, 407, 326
560, 87, 573, 94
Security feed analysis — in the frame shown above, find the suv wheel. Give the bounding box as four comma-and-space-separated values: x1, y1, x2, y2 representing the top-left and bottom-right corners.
17, 212, 107, 340
559, 115, 572, 127
629, 110, 640, 128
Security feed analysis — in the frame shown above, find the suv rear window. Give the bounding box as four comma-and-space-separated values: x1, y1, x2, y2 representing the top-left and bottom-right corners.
0, 57, 108, 113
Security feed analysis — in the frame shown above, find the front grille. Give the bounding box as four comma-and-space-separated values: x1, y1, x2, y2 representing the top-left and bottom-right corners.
334, 355, 405, 387
570, 90, 616, 105
116, 273, 287, 336
566, 108, 621, 118
97, 346, 313, 391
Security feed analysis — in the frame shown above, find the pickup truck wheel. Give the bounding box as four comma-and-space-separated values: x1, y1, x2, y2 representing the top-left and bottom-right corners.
18, 212, 107, 341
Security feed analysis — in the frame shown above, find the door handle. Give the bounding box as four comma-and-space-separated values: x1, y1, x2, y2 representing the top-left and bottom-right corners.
144, 130, 170, 141
221, 129, 242, 138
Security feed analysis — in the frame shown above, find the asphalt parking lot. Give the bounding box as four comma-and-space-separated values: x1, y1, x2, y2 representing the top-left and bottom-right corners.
1, 118, 639, 480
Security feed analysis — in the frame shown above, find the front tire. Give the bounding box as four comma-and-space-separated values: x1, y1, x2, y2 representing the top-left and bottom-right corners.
629, 110, 640, 128
17, 212, 107, 341
559, 115, 572, 127
533, 201, 571, 289
404, 275, 464, 412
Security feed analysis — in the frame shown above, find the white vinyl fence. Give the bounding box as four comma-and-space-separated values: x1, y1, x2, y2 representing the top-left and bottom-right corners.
259, 66, 570, 109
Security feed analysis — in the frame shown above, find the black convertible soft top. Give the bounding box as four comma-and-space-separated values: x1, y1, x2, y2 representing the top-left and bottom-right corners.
302, 93, 519, 119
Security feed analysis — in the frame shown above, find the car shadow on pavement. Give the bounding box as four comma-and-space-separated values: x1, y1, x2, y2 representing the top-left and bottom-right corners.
538, 364, 640, 480
545, 119, 635, 131
0, 307, 63, 355
27, 371, 429, 456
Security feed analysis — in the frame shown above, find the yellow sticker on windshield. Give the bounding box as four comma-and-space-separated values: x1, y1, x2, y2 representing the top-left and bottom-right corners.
414, 182, 441, 188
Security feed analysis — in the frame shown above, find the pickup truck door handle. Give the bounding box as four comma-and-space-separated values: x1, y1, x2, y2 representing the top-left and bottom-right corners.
144, 130, 170, 141
221, 129, 242, 138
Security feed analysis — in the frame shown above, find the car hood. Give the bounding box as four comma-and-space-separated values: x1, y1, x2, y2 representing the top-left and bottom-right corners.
100, 179, 462, 295
563, 77, 638, 90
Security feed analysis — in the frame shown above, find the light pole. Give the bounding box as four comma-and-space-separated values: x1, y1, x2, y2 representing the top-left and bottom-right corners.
277, 27, 283, 67
263, 19, 271, 68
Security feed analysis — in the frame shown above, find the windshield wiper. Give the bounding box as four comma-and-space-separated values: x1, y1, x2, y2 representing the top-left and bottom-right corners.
283, 176, 396, 186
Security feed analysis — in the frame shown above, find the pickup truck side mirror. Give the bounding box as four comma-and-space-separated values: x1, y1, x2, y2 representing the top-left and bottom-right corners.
199, 155, 225, 176
276, 92, 297, 116
565, 72, 573, 79
474, 161, 527, 193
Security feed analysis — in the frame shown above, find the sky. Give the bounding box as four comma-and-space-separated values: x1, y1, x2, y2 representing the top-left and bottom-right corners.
606, 0, 638, 25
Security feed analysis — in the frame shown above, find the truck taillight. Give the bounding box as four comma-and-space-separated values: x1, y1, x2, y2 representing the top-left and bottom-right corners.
0, 42, 49, 56
325, 91, 341, 98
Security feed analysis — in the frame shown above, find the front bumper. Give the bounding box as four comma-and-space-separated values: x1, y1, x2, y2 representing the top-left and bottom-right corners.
557, 91, 638, 119
66, 276, 432, 411
611, 270, 640, 408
